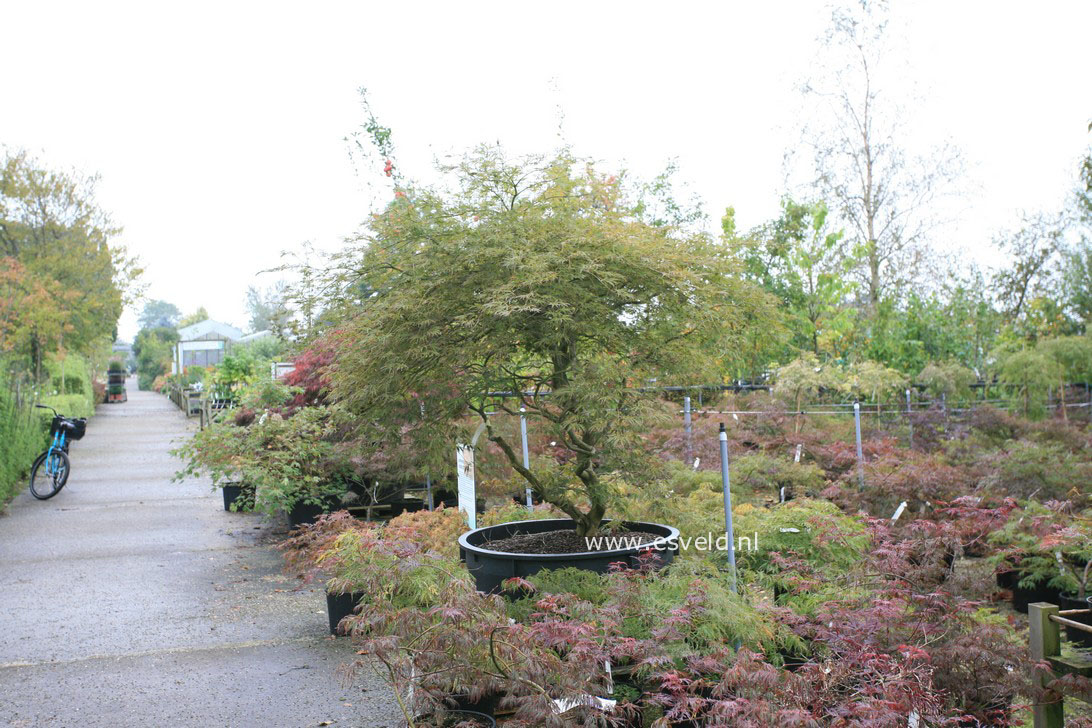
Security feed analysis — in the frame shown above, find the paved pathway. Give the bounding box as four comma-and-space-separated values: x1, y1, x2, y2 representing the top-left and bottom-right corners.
0, 382, 400, 727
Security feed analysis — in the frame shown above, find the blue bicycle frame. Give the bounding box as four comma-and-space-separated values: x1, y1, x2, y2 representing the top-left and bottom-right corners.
45, 428, 68, 475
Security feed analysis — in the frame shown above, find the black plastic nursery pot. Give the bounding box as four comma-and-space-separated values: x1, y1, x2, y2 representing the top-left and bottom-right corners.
1010, 581, 1058, 614
446, 692, 498, 717
413, 710, 495, 728
458, 519, 680, 594
1058, 594, 1092, 648
221, 483, 255, 512
995, 569, 1018, 590
287, 496, 342, 529
325, 590, 365, 635
388, 497, 426, 518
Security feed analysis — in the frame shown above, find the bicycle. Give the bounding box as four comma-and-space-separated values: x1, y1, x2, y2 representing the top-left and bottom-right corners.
28, 405, 86, 500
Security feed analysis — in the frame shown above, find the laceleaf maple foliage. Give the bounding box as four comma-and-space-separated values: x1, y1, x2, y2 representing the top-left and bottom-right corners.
330, 147, 775, 538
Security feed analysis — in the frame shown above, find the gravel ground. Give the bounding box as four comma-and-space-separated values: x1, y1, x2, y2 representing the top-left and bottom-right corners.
0, 381, 401, 727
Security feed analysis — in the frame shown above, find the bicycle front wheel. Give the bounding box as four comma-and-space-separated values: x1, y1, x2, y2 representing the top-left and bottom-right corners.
29, 450, 70, 500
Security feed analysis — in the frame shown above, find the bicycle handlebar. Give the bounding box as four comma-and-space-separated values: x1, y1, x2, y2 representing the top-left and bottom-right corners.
35, 404, 59, 417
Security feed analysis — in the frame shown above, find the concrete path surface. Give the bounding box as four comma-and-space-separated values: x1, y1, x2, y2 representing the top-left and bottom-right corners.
0, 382, 401, 728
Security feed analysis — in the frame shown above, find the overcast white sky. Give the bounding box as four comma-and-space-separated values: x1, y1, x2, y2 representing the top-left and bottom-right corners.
3, 1, 1089, 341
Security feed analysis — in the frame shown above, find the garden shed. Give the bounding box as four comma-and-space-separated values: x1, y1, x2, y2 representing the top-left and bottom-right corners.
172, 319, 244, 373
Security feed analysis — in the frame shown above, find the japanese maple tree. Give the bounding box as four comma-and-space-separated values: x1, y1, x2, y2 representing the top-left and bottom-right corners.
330, 147, 772, 538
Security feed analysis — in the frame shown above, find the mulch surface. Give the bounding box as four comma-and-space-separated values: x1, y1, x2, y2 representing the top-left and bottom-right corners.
482, 529, 663, 555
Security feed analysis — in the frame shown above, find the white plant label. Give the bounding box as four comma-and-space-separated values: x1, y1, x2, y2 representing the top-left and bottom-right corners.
456, 444, 476, 530
891, 501, 908, 522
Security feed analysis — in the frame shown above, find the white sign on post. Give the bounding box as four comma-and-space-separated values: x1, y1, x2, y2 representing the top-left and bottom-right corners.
456, 445, 477, 530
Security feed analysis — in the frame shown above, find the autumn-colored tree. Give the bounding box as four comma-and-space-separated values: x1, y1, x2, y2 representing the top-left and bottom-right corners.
0, 150, 140, 380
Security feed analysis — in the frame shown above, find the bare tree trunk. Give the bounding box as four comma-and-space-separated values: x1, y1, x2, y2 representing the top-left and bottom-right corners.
1059, 373, 1067, 421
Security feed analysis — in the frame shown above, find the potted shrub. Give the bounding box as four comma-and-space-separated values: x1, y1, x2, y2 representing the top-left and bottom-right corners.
175, 402, 357, 524
280, 512, 376, 634
107, 360, 126, 387
220, 482, 256, 512
173, 412, 259, 508
344, 540, 617, 727
729, 500, 871, 608
106, 383, 126, 403
328, 148, 772, 591
1039, 513, 1092, 646
987, 503, 1073, 613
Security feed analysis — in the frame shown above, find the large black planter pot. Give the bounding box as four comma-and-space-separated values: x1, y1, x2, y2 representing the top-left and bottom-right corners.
415, 710, 495, 728
1011, 581, 1057, 614
1059, 594, 1092, 647
389, 498, 426, 519
221, 483, 255, 512
995, 569, 1017, 590
446, 693, 498, 717
458, 519, 680, 594
288, 497, 341, 529
325, 590, 364, 635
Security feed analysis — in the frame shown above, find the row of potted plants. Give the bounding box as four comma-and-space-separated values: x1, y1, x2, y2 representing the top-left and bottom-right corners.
275, 493, 1054, 726
170, 341, 1092, 726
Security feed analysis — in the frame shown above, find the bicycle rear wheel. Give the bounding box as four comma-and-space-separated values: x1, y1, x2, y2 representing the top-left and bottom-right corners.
29, 450, 70, 500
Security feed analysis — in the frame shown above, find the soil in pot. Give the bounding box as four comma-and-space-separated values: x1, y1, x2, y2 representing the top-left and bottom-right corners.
459, 519, 679, 594
326, 590, 365, 635
483, 528, 663, 555
1058, 594, 1092, 647
412, 710, 495, 727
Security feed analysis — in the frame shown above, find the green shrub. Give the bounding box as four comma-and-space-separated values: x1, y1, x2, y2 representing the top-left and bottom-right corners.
0, 376, 48, 505
983, 439, 1092, 502
997, 349, 1060, 419
40, 393, 95, 420
51, 375, 85, 395
918, 360, 977, 403
730, 453, 828, 501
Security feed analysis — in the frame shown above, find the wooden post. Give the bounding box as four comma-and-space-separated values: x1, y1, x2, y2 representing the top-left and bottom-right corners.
1029, 602, 1064, 728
